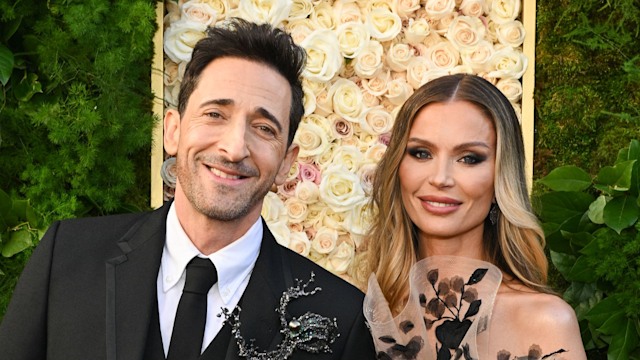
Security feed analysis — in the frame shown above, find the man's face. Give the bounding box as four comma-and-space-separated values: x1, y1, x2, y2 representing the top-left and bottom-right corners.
164, 57, 298, 226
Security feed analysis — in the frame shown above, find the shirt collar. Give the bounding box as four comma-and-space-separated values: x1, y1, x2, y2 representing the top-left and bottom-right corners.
162, 202, 262, 304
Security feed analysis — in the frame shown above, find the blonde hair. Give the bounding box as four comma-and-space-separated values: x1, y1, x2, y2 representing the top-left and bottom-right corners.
362, 74, 551, 314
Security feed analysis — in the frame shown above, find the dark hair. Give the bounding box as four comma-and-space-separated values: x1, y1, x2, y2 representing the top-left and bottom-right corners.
178, 18, 306, 146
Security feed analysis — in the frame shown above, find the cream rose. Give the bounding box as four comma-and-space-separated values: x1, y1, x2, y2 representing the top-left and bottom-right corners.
496, 20, 526, 48
404, 18, 431, 44
289, 0, 313, 20
362, 90, 380, 107
357, 162, 378, 195
495, 78, 523, 102
460, 0, 488, 17
461, 39, 495, 72
311, 226, 338, 254
489, 0, 521, 24
235, 0, 292, 26
446, 15, 486, 51
343, 202, 374, 236
314, 89, 333, 117
268, 220, 291, 247
287, 160, 300, 181
397, 0, 421, 19
302, 86, 316, 117
309, 1, 338, 30
294, 121, 332, 158
354, 40, 384, 79
406, 56, 430, 89
314, 143, 337, 171
164, 1, 181, 28
284, 197, 308, 224
303, 203, 325, 228
487, 48, 528, 79
196, 0, 228, 20
361, 70, 390, 96
329, 78, 364, 123
385, 78, 414, 106
319, 164, 367, 212
386, 43, 414, 72
360, 106, 393, 135
424, 0, 456, 19
366, 8, 402, 42
286, 19, 316, 44
304, 113, 334, 138
261, 191, 287, 223
365, 142, 388, 164
294, 179, 320, 204
164, 59, 180, 87
333, 0, 363, 24
288, 231, 311, 256
164, 83, 181, 110
181, 1, 218, 25
301, 29, 343, 82
336, 22, 370, 59
164, 19, 207, 63
330, 145, 365, 173
325, 240, 356, 275
426, 41, 460, 71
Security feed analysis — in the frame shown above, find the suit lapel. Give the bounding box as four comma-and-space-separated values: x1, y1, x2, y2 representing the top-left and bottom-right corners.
105, 203, 170, 360
224, 222, 293, 360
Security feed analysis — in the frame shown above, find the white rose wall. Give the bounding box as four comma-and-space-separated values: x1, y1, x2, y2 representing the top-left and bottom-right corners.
152, 0, 535, 283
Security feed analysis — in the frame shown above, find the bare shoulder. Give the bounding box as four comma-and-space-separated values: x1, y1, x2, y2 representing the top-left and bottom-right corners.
490, 284, 587, 359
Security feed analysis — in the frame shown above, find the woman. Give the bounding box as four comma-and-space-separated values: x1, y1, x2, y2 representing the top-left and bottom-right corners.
362, 74, 586, 360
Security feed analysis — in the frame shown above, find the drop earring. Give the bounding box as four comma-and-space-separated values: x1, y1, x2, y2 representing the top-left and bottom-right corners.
489, 203, 499, 225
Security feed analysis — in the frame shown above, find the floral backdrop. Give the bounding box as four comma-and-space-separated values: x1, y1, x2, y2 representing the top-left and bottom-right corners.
161, 0, 527, 284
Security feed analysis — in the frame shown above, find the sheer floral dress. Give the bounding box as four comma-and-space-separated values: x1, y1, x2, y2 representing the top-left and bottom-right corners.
364, 256, 567, 360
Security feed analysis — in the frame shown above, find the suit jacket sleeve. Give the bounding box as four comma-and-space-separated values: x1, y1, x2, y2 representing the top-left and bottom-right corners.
339, 304, 376, 360
0, 221, 61, 360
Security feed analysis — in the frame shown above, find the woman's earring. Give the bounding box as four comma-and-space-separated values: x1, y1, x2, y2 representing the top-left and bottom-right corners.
489, 203, 499, 225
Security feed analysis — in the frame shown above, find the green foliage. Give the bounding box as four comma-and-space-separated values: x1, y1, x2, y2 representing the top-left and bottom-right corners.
535, 140, 640, 359
535, 0, 640, 177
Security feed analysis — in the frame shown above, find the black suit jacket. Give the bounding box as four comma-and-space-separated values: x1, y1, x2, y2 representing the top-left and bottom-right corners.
0, 202, 375, 360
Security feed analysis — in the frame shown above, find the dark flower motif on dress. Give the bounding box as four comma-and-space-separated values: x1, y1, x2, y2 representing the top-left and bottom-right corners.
421, 267, 488, 360
220, 272, 339, 360
496, 345, 567, 359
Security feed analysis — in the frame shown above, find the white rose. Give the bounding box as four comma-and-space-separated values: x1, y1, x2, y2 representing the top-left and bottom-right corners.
459, 0, 488, 17
301, 29, 343, 82
289, 0, 313, 20
451, 64, 474, 75
309, 1, 338, 30
434, 12, 458, 35
325, 240, 355, 274
294, 121, 331, 158
331, 145, 365, 173
302, 78, 328, 96
424, 0, 456, 19
303, 202, 326, 228
364, 142, 388, 163
319, 164, 366, 212
358, 130, 379, 149
426, 41, 460, 71
304, 113, 334, 136
354, 40, 384, 79
422, 68, 451, 83
287, 160, 300, 181
329, 78, 364, 123
321, 207, 347, 232
261, 191, 287, 223
487, 48, 527, 79
336, 22, 370, 59
182, 1, 218, 25
164, 83, 181, 110
294, 179, 320, 204
235, 0, 292, 26
288, 231, 311, 256
461, 39, 495, 72
302, 86, 316, 117
361, 70, 390, 97
446, 15, 486, 51
311, 226, 338, 254
496, 20, 525, 48
385, 77, 414, 106
362, 90, 380, 107
397, 0, 421, 19
343, 202, 374, 236
332, 0, 363, 24
406, 56, 430, 89
163, 19, 207, 63
366, 8, 402, 42
268, 220, 291, 247
360, 106, 393, 135
315, 143, 337, 171
196, 0, 228, 20
386, 43, 414, 72
404, 18, 431, 44
489, 0, 520, 24
357, 162, 378, 195
284, 197, 308, 224
423, 31, 445, 48
495, 78, 523, 102
286, 19, 316, 44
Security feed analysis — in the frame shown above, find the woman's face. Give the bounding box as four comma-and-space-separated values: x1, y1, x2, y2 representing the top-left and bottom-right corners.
398, 100, 496, 246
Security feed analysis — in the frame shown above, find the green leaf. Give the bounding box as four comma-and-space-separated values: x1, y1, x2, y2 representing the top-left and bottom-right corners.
567, 255, 598, 282
563, 282, 600, 319
0, 189, 13, 229
585, 296, 624, 328
13, 72, 42, 102
539, 165, 592, 191
550, 251, 576, 279
596, 160, 636, 191
537, 191, 594, 224
588, 195, 607, 224
0, 44, 14, 86
603, 195, 640, 234
1, 229, 33, 257
608, 318, 640, 360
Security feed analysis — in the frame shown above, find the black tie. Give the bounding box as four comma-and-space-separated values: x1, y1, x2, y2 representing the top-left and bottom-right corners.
167, 256, 217, 360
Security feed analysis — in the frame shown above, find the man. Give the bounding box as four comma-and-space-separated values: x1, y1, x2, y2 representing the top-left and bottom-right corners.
0, 18, 375, 360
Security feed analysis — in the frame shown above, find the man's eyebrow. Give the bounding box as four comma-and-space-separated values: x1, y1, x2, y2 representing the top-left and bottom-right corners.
200, 99, 283, 134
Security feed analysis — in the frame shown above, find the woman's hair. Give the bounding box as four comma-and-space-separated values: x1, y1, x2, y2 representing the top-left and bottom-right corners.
363, 74, 551, 314
178, 18, 306, 147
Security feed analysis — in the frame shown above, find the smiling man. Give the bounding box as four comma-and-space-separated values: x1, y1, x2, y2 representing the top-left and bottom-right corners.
0, 18, 375, 360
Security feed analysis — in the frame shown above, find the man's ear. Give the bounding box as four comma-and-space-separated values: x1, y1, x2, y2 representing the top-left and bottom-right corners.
164, 108, 180, 156
275, 144, 299, 186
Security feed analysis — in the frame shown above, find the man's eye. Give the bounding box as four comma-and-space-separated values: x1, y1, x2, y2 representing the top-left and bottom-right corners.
206, 111, 222, 119
257, 125, 276, 135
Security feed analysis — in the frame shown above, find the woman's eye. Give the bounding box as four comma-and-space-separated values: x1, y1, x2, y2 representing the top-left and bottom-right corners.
460, 154, 486, 164
408, 148, 431, 160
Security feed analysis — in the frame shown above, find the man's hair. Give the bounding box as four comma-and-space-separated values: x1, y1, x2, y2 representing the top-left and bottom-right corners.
178, 18, 306, 146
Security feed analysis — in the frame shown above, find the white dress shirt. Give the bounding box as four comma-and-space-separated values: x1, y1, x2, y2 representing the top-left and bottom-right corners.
156, 203, 262, 355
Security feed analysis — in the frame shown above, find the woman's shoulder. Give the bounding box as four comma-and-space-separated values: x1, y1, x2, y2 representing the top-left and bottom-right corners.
490, 284, 586, 359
